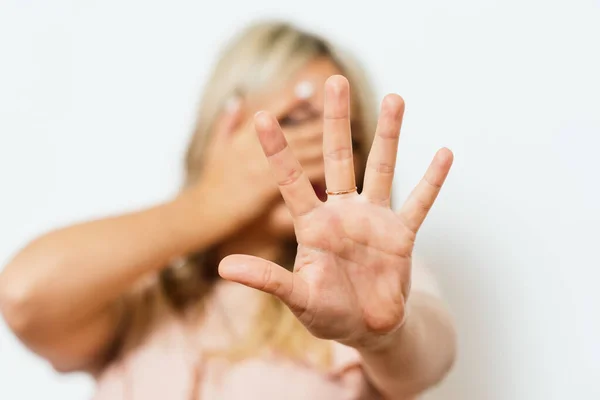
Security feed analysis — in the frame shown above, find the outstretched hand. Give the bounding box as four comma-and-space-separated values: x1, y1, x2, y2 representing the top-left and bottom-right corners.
219, 75, 453, 350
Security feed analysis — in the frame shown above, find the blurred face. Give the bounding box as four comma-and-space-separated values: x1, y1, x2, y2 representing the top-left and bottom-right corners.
252, 57, 363, 237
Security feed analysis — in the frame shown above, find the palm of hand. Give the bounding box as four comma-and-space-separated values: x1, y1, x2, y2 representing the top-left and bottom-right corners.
291, 199, 412, 345
219, 76, 453, 349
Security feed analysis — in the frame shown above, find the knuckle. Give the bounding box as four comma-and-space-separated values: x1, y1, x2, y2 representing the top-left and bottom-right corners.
377, 130, 400, 140
325, 147, 353, 161
367, 160, 395, 174
261, 265, 278, 293
278, 166, 303, 186
424, 176, 442, 190
416, 197, 432, 212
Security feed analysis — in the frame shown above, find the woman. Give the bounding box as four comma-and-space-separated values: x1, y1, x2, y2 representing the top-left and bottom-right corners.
0, 22, 456, 399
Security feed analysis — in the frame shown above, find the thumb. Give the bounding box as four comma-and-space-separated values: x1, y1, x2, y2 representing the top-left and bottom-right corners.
218, 255, 308, 311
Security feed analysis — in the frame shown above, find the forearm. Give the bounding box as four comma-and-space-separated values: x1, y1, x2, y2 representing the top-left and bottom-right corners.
358, 292, 457, 399
0, 188, 229, 342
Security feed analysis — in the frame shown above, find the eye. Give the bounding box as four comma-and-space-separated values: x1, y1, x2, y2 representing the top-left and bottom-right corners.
278, 115, 305, 127
279, 102, 320, 127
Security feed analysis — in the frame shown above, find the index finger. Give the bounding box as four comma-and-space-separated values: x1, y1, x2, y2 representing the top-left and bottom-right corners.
255, 111, 321, 218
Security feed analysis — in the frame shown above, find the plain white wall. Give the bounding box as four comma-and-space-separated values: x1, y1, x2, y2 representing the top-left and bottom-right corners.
1, 1, 599, 399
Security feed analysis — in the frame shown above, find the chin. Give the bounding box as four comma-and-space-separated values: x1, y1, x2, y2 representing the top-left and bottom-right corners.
265, 202, 296, 239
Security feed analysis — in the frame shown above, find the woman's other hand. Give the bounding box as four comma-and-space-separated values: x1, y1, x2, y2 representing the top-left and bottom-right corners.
186, 94, 326, 232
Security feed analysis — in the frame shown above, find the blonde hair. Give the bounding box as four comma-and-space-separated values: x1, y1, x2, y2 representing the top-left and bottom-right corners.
157, 21, 378, 368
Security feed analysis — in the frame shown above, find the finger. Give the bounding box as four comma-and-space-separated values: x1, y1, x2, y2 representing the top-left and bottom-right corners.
284, 118, 323, 140
212, 96, 244, 146
287, 127, 323, 165
398, 148, 454, 232
219, 255, 309, 311
261, 92, 305, 123
290, 141, 324, 166
286, 127, 323, 149
255, 111, 321, 217
362, 94, 405, 206
323, 75, 356, 195
216, 92, 298, 144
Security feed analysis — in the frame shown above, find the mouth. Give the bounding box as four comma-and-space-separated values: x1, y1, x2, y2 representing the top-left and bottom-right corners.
311, 181, 327, 202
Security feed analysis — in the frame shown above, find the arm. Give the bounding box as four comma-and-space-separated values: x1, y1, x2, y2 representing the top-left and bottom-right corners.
358, 263, 457, 399
0, 187, 232, 373
0, 94, 297, 373
216, 77, 457, 398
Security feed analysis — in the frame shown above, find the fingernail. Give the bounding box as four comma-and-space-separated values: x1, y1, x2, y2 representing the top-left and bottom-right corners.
295, 81, 314, 100
224, 96, 241, 113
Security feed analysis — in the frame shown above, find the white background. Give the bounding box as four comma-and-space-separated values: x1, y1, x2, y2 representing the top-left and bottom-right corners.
0, 1, 599, 399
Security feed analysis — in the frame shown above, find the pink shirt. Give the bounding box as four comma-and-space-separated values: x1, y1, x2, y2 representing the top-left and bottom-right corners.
93, 281, 382, 400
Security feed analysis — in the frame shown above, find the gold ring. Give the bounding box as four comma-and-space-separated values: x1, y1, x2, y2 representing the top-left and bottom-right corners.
326, 187, 358, 196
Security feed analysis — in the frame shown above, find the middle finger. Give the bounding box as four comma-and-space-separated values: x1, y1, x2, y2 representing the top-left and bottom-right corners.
322, 75, 356, 196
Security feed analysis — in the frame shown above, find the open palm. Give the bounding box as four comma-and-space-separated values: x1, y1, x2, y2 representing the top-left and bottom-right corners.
219, 75, 453, 349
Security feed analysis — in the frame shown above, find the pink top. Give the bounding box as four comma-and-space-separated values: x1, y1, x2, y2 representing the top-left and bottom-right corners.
92, 281, 382, 400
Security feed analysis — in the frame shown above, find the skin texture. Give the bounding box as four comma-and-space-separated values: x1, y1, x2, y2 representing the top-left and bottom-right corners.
0, 59, 340, 373
219, 76, 455, 398
0, 59, 456, 398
